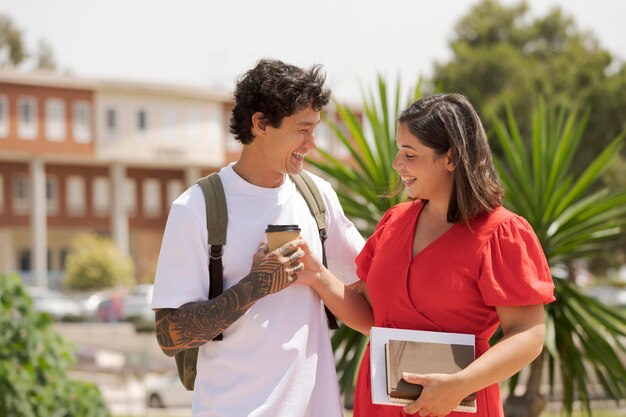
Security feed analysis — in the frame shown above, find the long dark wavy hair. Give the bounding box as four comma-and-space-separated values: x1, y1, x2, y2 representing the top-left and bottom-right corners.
229, 58, 331, 144
398, 93, 504, 224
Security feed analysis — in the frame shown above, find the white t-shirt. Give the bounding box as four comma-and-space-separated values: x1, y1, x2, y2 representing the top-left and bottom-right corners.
152, 164, 365, 417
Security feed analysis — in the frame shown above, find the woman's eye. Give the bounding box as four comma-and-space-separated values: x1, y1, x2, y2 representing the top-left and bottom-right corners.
405, 154, 415, 160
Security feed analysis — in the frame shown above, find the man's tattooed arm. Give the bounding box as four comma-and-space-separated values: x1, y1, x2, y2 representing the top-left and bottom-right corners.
155, 241, 304, 357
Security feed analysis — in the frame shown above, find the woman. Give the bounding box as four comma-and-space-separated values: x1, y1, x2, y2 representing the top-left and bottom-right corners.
299, 93, 555, 417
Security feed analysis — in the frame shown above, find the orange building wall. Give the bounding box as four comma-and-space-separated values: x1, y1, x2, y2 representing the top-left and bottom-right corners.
0, 82, 94, 156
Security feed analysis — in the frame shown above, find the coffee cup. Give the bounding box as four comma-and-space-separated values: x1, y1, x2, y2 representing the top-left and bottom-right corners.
265, 224, 301, 252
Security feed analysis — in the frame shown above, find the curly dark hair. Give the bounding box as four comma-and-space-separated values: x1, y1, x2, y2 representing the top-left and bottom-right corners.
229, 58, 331, 144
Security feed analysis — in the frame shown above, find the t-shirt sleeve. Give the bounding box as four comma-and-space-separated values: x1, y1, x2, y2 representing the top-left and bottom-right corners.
478, 215, 555, 306
355, 206, 397, 283
151, 201, 210, 309
320, 180, 365, 285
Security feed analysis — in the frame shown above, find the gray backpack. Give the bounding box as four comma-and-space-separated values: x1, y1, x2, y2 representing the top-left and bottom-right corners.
175, 171, 338, 390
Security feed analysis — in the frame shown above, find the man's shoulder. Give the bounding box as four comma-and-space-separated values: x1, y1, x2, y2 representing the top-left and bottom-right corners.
170, 184, 205, 220
298, 170, 334, 195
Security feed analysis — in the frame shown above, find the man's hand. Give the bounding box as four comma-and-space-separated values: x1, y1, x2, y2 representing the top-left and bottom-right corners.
248, 240, 305, 298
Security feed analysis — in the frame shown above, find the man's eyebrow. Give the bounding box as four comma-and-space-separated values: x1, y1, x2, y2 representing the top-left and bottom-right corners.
296, 120, 320, 127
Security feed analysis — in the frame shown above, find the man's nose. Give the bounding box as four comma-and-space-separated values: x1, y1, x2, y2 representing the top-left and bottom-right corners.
305, 133, 317, 150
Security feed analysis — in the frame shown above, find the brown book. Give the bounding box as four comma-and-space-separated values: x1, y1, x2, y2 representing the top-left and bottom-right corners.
385, 339, 477, 412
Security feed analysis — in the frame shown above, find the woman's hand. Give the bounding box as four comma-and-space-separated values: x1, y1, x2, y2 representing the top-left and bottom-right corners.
290, 239, 324, 287
401, 372, 470, 417
247, 240, 305, 299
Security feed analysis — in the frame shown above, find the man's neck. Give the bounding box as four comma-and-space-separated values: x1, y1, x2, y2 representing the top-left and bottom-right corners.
232, 150, 285, 188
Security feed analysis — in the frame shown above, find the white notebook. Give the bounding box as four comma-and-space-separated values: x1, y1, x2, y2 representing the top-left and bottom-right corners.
370, 326, 477, 413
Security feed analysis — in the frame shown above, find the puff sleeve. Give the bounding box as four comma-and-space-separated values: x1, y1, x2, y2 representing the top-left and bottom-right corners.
355, 205, 398, 283
477, 215, 555, 306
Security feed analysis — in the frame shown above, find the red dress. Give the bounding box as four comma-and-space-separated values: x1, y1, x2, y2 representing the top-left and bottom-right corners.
353, 201, 555, 417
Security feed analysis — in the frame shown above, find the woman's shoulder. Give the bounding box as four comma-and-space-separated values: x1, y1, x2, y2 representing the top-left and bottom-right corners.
382, 200, 420, 220
371, 200, 420, 232
474, 206, 534, 238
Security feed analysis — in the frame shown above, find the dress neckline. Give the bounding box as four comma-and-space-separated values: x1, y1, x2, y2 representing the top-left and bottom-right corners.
411, 201, 460, 259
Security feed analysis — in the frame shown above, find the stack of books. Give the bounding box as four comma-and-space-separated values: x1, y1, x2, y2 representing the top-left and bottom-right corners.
370, 327, 477, 413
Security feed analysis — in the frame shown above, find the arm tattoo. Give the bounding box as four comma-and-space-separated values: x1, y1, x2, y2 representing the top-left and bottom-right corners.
155, 252, 298, 356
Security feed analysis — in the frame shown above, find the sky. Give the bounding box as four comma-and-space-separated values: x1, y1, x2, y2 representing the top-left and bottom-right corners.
1, 0, 625, 103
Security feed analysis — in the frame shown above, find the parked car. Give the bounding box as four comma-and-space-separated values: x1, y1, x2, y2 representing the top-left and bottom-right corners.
146, 370, 193, 408
122, 284, 154, 321
83, 285, 153, 322
26, 286, 83, 319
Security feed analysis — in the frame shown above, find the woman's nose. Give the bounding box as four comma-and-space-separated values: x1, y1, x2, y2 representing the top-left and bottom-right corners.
392, 154, 401, 171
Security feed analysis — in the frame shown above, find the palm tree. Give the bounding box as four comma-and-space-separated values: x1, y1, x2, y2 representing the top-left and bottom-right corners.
308, 76, 421, 406
492, 101, 626, 417
310, 83, 626, 415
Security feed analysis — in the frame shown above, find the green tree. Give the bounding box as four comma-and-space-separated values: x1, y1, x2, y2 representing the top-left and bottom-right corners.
433, 0, 626, 271
0, 274, 111, 417
311, 81, 626, 416
492, 101, 626, 417
0, 13, 57, 70
309, 77, 420, 406
433, 0, 625, 163
64, 233, 135, 291
0, 14, 27, 67
36, 39, 56, 70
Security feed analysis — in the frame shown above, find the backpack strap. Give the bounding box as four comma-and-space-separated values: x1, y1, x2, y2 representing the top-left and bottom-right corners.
290, 171, 339, 330
195, 172, 227, 341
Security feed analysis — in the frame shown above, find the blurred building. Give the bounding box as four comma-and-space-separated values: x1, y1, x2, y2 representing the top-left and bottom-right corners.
0, 70, 357, 289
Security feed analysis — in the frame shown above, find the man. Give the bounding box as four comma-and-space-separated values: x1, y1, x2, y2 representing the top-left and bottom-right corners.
151, 58, 367, 416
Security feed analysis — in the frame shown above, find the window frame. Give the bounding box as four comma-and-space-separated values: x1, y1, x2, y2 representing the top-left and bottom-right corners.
45, 98, 66, 142
73, 100, 92, 143
17, 96, 38, 140
0, 94, 8, 138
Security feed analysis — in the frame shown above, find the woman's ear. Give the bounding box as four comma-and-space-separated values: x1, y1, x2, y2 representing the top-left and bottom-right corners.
445, 148, 457, 171
251, 112, 267, 136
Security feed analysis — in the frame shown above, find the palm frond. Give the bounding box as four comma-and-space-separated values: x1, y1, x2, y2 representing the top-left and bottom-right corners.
493, 101, 626, 414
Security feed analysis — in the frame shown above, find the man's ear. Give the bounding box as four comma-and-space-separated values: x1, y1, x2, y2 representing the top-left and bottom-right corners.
251, 112, 268, 136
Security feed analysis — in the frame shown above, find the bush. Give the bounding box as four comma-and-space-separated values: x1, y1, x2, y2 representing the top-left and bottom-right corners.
64, 233, 135, 291
0, 274, 111, 417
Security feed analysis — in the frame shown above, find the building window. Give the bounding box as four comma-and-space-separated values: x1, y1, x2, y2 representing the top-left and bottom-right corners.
124, 178, 137, 216
105, 108, 117, 139
162, 108, 177, 140
13, 174, 29, 214
46, 176, 59, 215
66, 176, 85, 216
18, 96, 38, 140
45, 98, 66, 141
0, 95, 8, 138
137, 109, 148, 134
0, 174, 4, 213
167, 180, 183, 206
143, 179, 161, 217
47, 249, 53, 271
92, 177, 111, 216
19, 249, 31, 271
73, 101, 92, 143
186, 110, 201, 140
59, 247, 69, 270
